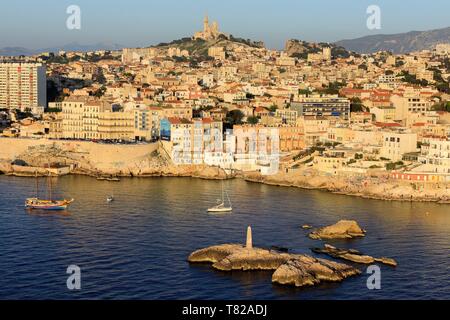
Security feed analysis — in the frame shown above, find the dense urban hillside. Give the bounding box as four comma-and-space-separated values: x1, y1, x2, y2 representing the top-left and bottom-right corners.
153, 35, 265, 57
335, 26, 450, 54
284, 39, 353, 59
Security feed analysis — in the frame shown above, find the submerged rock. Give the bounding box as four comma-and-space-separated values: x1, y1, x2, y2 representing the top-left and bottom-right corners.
309, 220, 366, 240
312, 244, 397, 267
374, 257, 398, 267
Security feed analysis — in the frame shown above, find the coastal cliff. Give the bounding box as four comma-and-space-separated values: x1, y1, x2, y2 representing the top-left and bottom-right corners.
0, 138, 228, 179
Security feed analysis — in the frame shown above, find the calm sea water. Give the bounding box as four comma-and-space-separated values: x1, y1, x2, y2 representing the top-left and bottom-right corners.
0, 175, 449, 300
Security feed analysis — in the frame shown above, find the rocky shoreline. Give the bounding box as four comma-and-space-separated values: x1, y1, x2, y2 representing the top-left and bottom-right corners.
1, 161, 449, 203
312, 244, 398, 267
243, 171, 450, 204
0, 138, 448, 203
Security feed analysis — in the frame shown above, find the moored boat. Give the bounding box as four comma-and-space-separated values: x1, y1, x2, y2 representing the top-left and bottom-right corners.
207, 181, 232, 213
25, 198, 74, 210
207, 202, 233, 213
106, 175, 121, 182
25, 171, 74, 211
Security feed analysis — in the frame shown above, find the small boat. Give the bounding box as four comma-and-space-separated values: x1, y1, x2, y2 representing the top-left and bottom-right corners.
106, 176, 121, 182
107, 195, 114, 203
207, 181, 232, 213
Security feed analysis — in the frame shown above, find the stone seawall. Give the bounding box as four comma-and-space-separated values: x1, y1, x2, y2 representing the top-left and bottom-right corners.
0, 138, 228, 179
0, 137, 159, 175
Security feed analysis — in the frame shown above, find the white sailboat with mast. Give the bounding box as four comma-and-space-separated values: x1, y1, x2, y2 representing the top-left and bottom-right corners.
207, 181, 232, 213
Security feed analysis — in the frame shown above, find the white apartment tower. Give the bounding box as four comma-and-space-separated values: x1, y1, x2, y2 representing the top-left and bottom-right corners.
0, 62, 47, 113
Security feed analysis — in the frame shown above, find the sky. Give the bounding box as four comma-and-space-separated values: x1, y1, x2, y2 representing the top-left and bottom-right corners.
1, 0, 449, 50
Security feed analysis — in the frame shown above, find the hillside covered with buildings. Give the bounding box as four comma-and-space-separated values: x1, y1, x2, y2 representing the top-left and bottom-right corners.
1, 16, 450, 200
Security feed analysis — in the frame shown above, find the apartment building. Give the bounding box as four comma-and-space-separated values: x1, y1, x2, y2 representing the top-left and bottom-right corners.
297, 116, 330, 146
278, 126, 305, 152
275, 109, 298, 125
0, 62, 47, 113
60, 96, 134, 141
380, 131, 418, 161
419, 138, 450, 174
390, 95, 432, 123
232, 125, 280, 175
160, 117, 223, 165
98, 110, 134, 141
370, 106, 396, 123
291, 95, 350, 120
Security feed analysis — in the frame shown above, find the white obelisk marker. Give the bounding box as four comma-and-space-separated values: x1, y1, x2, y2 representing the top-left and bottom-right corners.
246, 226, 253, 249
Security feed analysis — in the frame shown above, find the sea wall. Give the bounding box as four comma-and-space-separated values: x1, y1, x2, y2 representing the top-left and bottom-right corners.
0, 137, 228, 179
0, 137, 159, 175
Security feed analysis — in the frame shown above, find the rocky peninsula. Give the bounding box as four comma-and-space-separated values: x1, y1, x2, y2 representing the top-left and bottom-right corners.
188, 227, 361, 288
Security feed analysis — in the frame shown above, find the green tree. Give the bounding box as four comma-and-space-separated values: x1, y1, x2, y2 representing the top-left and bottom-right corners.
247, 116, 259, 125
350, 97, 364, 112
226, 110, 245, 125
268, 105, 278, 112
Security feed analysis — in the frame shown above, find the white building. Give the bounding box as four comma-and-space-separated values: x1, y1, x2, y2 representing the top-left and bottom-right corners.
390, 95, 432, 124
380, 131, 418, 161
419, 138, 450, 174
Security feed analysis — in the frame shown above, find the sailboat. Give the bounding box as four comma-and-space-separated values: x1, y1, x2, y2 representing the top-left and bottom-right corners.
25, 172, 74, 211
207, 181, 232, 213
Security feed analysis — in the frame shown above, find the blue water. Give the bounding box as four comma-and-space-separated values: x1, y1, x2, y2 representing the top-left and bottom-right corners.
0, 175, 449, 300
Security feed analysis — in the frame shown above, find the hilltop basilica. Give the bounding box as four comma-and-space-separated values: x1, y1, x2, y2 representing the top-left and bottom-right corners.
193, 16, 228, 41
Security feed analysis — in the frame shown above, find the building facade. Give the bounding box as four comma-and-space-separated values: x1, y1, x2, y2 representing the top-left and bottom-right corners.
291, 95, 350, 120
0, 62, 47, 113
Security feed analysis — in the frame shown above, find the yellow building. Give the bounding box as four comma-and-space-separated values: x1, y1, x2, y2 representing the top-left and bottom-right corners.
98, 111, 134, 141
61, 96, 134, 141
278, 126, 305, 152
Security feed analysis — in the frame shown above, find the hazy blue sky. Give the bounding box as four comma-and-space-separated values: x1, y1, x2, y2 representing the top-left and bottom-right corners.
1, 0, 449, 50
